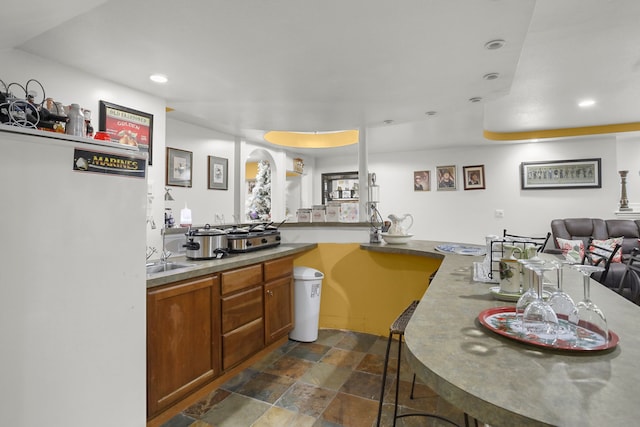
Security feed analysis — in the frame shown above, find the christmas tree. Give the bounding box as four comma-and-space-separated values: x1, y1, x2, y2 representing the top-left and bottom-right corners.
246, 160, 271, 221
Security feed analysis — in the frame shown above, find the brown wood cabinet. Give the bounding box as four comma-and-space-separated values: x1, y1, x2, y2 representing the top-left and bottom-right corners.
147, 275, 221, 417
147, 255, 297, 419
264, 256, 294, 344
220, 264, 264, 370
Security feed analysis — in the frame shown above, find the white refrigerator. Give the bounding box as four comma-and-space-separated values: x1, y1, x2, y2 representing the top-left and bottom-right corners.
0, 126, 147, 426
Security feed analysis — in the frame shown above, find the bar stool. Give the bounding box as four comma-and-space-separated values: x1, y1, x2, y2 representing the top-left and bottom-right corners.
376, 300, 477, 427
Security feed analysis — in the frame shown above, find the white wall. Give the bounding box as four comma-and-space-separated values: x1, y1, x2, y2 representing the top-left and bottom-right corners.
1, 48, 161, 426
315, 136, 634, 246
152, 118, 236, 249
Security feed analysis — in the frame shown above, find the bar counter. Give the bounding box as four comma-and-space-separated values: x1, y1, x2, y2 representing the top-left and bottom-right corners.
361, 240, 640, 427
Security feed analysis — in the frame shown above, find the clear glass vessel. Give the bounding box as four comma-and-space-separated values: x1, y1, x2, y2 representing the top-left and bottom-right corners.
571, 264, 609, 345
522, 262, 559, 344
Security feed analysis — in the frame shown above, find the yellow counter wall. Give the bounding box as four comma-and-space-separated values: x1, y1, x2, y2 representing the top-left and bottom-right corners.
293, 243, 442, 337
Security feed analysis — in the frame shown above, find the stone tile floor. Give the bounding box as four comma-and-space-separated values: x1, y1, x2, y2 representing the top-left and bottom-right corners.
161, 329, 478, 427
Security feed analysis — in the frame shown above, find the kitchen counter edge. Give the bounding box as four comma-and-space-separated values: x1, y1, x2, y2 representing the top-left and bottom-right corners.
146, 243, 317, 288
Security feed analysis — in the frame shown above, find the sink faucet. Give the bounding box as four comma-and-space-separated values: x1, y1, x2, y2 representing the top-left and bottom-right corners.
161, 226, 172, 263
146, 246, 157, 261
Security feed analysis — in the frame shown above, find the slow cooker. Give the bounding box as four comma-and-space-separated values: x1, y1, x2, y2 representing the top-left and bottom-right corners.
183, 224, 228, 259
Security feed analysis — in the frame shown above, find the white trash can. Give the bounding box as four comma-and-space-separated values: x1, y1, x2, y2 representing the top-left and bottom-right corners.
289, 266, 324, 342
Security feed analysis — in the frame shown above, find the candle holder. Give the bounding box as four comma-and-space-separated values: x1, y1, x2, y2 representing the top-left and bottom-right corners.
619, 170, 632, 211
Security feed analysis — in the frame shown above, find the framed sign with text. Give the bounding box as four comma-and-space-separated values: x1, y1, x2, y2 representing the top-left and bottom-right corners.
521, 158, 601, 190
99, 100, 154, 165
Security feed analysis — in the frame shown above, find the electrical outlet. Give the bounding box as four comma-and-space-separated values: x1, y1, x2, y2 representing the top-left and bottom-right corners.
495, 209, 504, 218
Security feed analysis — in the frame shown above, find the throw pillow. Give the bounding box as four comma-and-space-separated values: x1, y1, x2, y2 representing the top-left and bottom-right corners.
589, 237, 623, 263
556, 237, 584, 263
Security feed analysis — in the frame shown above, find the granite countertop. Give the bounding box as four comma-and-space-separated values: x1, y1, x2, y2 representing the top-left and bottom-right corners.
361, 240, 640, 427
146, 243, 316, 288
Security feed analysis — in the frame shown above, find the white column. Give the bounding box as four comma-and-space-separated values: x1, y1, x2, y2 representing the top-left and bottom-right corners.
358, 126, 368, 222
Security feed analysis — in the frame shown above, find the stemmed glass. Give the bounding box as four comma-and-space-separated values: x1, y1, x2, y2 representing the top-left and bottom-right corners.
515, 259, 545, 329
547, 259, 579, 340
522, 262, 559, 344
571, 264, 609, 346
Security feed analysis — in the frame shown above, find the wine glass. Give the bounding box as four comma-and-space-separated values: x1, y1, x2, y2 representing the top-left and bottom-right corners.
515, 259, 545, 328
522, 262, 559, 344
571, 264, 609, 346
547, 259, 579, 340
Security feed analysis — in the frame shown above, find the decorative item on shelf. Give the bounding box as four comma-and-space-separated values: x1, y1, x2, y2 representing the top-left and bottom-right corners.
325, 203, 340, 222
296, 208, 312, 222
619, 170, 631, 211
180, 203, 192, 227
84, 109, 94, 137
293, 157, 304, 174
0, 78, 67, 131
65, 103, 85, 136
164, 208, 175, 228
312, 205, 326, 222
368, 172, 382, 243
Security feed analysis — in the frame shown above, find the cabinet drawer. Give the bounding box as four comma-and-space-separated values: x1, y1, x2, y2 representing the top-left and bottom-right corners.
221, 264, 263, 295
222, 317, 264, 370
264, 256, 294, 282
221, 285, 263, 333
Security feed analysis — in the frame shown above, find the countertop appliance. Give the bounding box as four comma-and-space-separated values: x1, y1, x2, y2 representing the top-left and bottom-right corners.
0, 125, 147, 426
184, 224, 229, 259
226, 223, 282, 253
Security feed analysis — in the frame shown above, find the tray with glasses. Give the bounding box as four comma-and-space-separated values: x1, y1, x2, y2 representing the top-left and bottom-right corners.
478, 306, 618, 351
479, 261, 619, 351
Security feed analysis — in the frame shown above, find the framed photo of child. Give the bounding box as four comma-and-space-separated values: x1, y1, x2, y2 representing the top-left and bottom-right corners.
463, 165, 485, 190
436, 165, 457, 191
413, 170, 430, 191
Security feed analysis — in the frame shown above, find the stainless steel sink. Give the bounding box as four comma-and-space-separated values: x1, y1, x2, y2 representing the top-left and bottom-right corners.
146, 262, 195, 275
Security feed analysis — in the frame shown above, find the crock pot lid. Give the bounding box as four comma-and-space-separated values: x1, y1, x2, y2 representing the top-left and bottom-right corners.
225, 226, 249, 234
190, 227, 226, 235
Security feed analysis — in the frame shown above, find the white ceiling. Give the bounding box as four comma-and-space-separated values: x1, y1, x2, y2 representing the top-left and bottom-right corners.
4, 0, 640, 157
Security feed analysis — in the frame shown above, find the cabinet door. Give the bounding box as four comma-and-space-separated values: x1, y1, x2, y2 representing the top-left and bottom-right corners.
147, 276, 220, 417
264, 276, 294, 344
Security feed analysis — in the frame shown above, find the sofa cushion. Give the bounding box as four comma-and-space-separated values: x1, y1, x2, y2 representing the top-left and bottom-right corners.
556, 237, 584, 263
589, 237, 623, 263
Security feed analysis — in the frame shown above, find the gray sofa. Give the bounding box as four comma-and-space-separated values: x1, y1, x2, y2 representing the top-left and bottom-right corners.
549, 218, 640, 304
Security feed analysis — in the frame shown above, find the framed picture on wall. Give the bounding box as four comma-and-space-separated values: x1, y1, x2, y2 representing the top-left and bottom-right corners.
208, 156, 228, 190
436, 165, 457, 191
520, 158, 601, 190
414, 170, 430, 191
98, 100, 154, 165
166, 147, 192, 187
463, 165, 485, 190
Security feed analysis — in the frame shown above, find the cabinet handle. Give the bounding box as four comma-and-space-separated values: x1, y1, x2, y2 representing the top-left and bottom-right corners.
267, 290, 273, 297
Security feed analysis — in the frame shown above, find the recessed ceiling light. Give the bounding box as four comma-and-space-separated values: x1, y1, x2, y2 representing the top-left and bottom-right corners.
425, 111, 437, 116
469, 97, 483, 103
483, 72, 500, 80
383, 119, 394, 125
149, 74, 168, 83
484, 39, 506, 50
578, 99, 596, 108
